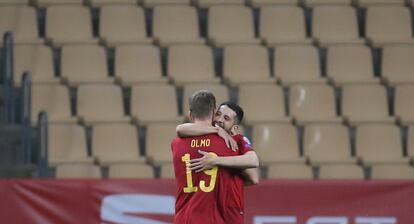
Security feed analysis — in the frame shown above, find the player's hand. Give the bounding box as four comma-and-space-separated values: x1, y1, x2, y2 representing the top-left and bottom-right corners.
216, 125, 238, 151
189, 150, 217, 172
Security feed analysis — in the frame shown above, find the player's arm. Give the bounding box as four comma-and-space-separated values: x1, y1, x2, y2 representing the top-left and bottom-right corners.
176, 123, 218, 137
235, 138, 259, 186
241, 167, 259, 186
176, 123, 238, 150
190, 150, 259, 171
217, 151, 260, 186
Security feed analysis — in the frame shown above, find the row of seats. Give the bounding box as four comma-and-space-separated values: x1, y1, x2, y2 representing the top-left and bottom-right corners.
54, 163, 414, 179
2, 5, 414, 47
266, 164, 414, 179
32, 83, 414, 126
55, 163, 158, 178
33, 83, 181, 125
3, 0, 414, 8
14, 44, 414, 87
47, 123, 174, 166
254, 123, 413, 166
48, 122, 414, 168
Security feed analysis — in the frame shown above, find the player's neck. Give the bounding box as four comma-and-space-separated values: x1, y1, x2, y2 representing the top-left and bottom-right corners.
193, 119, 213, 126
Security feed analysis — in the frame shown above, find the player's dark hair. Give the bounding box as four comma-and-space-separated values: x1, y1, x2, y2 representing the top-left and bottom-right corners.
219, 101, 244, 124
189, 90, 216, 119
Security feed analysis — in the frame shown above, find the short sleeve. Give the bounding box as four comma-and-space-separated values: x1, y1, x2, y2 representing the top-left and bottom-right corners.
235, 134, 253, 155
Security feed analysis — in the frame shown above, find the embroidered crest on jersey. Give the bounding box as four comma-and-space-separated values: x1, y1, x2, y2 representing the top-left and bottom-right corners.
242, 136, 252, 148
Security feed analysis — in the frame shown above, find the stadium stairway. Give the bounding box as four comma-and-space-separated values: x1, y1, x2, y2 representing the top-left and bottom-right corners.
0, 75, 37, 178
0, 124, 35, 178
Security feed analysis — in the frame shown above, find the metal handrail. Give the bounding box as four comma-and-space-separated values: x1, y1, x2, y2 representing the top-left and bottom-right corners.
2, 32, 15, 123
38, 111, 48, 177
21, 72, 32, 163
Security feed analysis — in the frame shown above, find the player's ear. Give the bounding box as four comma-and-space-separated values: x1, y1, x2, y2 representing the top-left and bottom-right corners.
187, 111, 194, 122
210, 109, 215, 121
231, 125, 239, 135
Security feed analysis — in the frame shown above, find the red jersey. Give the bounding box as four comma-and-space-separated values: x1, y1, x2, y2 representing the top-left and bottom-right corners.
171, 133, 238, 224
225, 134, 254, 224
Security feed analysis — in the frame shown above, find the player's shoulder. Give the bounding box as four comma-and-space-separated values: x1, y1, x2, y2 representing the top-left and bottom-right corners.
183, 133, 219, 141
203, 133, 228, 146
234, 134, 251, 144
171, 136, 185, 146
233, 134, 253, 152
233, 134, 243, 141
205, 133, 222, 139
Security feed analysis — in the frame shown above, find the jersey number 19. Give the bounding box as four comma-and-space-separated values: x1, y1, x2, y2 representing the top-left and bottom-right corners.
181, 153, 218, 193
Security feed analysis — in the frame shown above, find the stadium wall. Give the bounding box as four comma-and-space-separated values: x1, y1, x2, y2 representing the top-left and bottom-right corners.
0, 179, 413, 224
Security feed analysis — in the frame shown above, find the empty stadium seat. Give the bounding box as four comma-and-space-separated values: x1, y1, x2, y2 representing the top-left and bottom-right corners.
252, 124, 305, 165
146, 123, 178, 165
356, 124, 408, 165
274, 45, 326, 85
14, 45, 58, 86
208, 5, 260, 47
153, 5, 204, 47
131, 84, 182, 124
160, 163, 175, 178
365, 5, 414, 47
382, 45, 414, 86
356, 0, 405, 7
0, 6, 43, 45
303, 124, 356, 165
89, 0, 137, 7
99, 5, 151, 47
48, 124, 93, 166
249, 0, 298, 8
304, 0, 351, 7
371, 164, 414, 179
182, 84, 229, 115
115, 45, 167, 85
91, 124, 146, 165
223, 45, 276, 86
108, 164, 154, 178
318, 164, 364, 179
394, 85, 414, 125
46, 5, 98, 47
196, 0, 244, 8
326, 45, 379, 85
61, 45, 114, 86
0, 0, 28, 5
77, 84, 130, 125
289, 84, 341, 124
312, 6, 364, 46
341, 84, 395, 125
32, 84, 77, 124
55, 164, 101, 178
238, 84, 290, 124
259, 6, 312, 46
167, 45, 219, 86
267, 164, 313, 179
407, 126, 414, 161
33, 0, 83, 7
143, 0, 190, 7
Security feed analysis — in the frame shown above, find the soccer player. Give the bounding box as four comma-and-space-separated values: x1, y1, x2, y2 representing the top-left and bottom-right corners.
176, 101, 259, 223
171, 91, 258, 224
